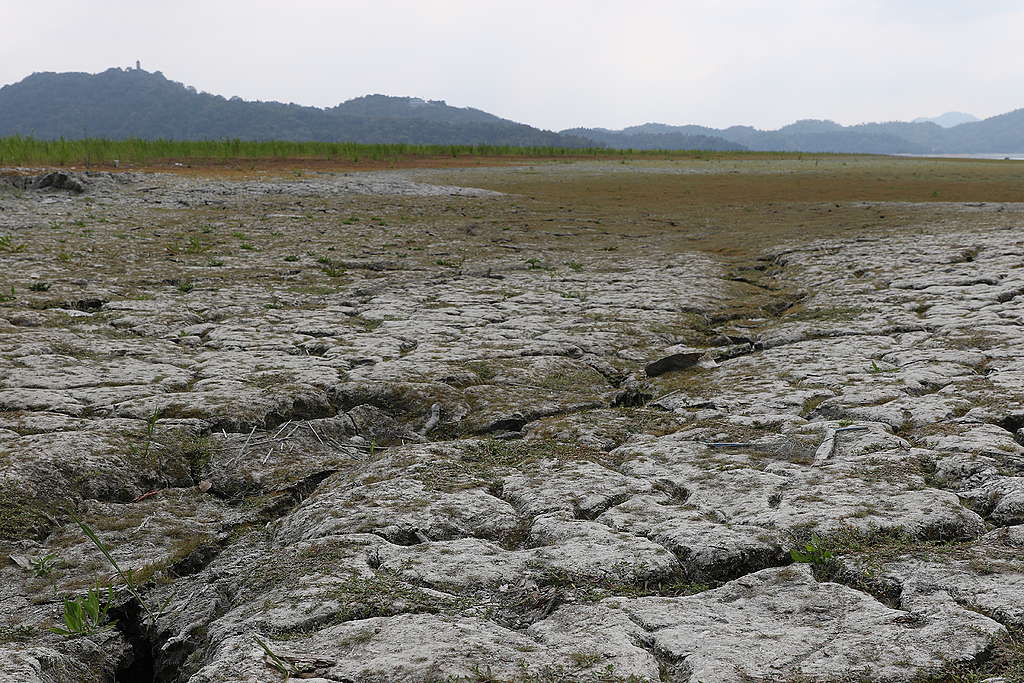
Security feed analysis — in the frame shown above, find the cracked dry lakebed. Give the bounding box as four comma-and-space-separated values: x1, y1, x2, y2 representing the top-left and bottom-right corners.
2, 155, 1024, 682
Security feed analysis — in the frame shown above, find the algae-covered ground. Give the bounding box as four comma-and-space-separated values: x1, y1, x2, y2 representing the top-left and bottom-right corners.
2, 155, 1024, 682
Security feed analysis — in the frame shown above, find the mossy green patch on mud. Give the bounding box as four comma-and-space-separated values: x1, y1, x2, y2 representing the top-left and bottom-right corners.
328, 570, 470, 622
535, 564, 714, 602
0, 624, 37, 643
411, 439, 625, 493
0, 486, 58, 541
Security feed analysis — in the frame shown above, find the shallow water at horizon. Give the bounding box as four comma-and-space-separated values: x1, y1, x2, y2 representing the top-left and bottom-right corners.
894, 152, 1024, 160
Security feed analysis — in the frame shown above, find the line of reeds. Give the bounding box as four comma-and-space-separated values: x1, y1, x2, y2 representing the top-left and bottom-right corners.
0, 135, 825, 166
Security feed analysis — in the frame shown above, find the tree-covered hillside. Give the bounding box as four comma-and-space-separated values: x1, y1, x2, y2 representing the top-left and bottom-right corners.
2, 67, 1021, 153
0, 68, 592, 147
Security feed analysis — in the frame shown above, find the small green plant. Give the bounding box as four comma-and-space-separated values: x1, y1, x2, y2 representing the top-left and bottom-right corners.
283, 254, 299, 262
207, 259, 225, 267
567, 261, 584, 272
185, 235, 209, 254
30, 553, 61, 578
790, 536, 834, 565
75, 518, 161, 625
317, 256, 346, 277
569, 651, 603, 668
50, 585, 115, 636
140, 410, 161, 465
177, 280, 194, 294
28, 281, 51, 292
866, 361, 895, 374
525, 257, 547, 270
0, 235, 26, 252
0, 286, 15, 302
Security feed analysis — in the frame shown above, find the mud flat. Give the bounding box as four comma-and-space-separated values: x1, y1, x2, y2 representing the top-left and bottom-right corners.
2, 157, 1024, 681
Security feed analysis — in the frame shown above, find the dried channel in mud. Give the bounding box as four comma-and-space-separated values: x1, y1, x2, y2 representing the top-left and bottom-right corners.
2, 157, 1024, 681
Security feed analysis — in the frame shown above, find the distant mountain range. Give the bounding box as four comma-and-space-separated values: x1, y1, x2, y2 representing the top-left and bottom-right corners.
565, 113, 1024, 154
911, 112, 980, 127
0, 67, 1021, 154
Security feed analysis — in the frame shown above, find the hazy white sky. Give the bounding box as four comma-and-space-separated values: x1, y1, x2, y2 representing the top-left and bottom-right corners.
3, 0, 1021, 131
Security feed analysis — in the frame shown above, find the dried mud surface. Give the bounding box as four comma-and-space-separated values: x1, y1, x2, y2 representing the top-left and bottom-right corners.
2, 158, 1024, 682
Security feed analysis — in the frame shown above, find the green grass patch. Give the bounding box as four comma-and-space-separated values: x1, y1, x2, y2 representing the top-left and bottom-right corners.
0, 135, 851, 167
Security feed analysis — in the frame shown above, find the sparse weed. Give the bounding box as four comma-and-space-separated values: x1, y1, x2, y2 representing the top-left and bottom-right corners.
790, 535, 834, 566
185, 235, 209, 254
30, 553, 61, 578
140, 410, 161, 465
0, 235, 26, 252
73, 518, 172, 628
49, 585, 115, 637
255, 636, 296, 678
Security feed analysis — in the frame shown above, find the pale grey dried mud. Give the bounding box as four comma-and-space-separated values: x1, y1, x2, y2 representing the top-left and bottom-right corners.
2, 162, 1024, 682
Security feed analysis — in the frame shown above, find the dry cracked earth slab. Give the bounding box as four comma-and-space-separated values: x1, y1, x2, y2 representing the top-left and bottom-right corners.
2, 159, 1024, 682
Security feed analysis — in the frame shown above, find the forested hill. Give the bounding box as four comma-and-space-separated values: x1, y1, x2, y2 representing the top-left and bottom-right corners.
2, 67, 1021, 153
0, 68, 592, 147
567, 113, 1024, 154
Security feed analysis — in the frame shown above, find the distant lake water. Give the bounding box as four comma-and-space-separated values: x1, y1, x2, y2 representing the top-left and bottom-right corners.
894, 153, 1024, 160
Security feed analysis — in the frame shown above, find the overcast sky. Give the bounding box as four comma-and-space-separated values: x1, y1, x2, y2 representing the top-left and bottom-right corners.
3, 0, 1021, 131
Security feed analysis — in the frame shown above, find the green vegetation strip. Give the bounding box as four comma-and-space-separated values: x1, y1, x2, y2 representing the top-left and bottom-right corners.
0, 135, 838, 166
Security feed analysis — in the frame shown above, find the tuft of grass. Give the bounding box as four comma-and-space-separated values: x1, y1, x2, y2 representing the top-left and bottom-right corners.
139, 410, 161, 467
254, 636, 296, 678
184, 235, 209, 254
317, 257, 347, 278
0, 235, 26, 253
0, 487, 55, 541
349, 316, 382, 331
74, 518, 162, 626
